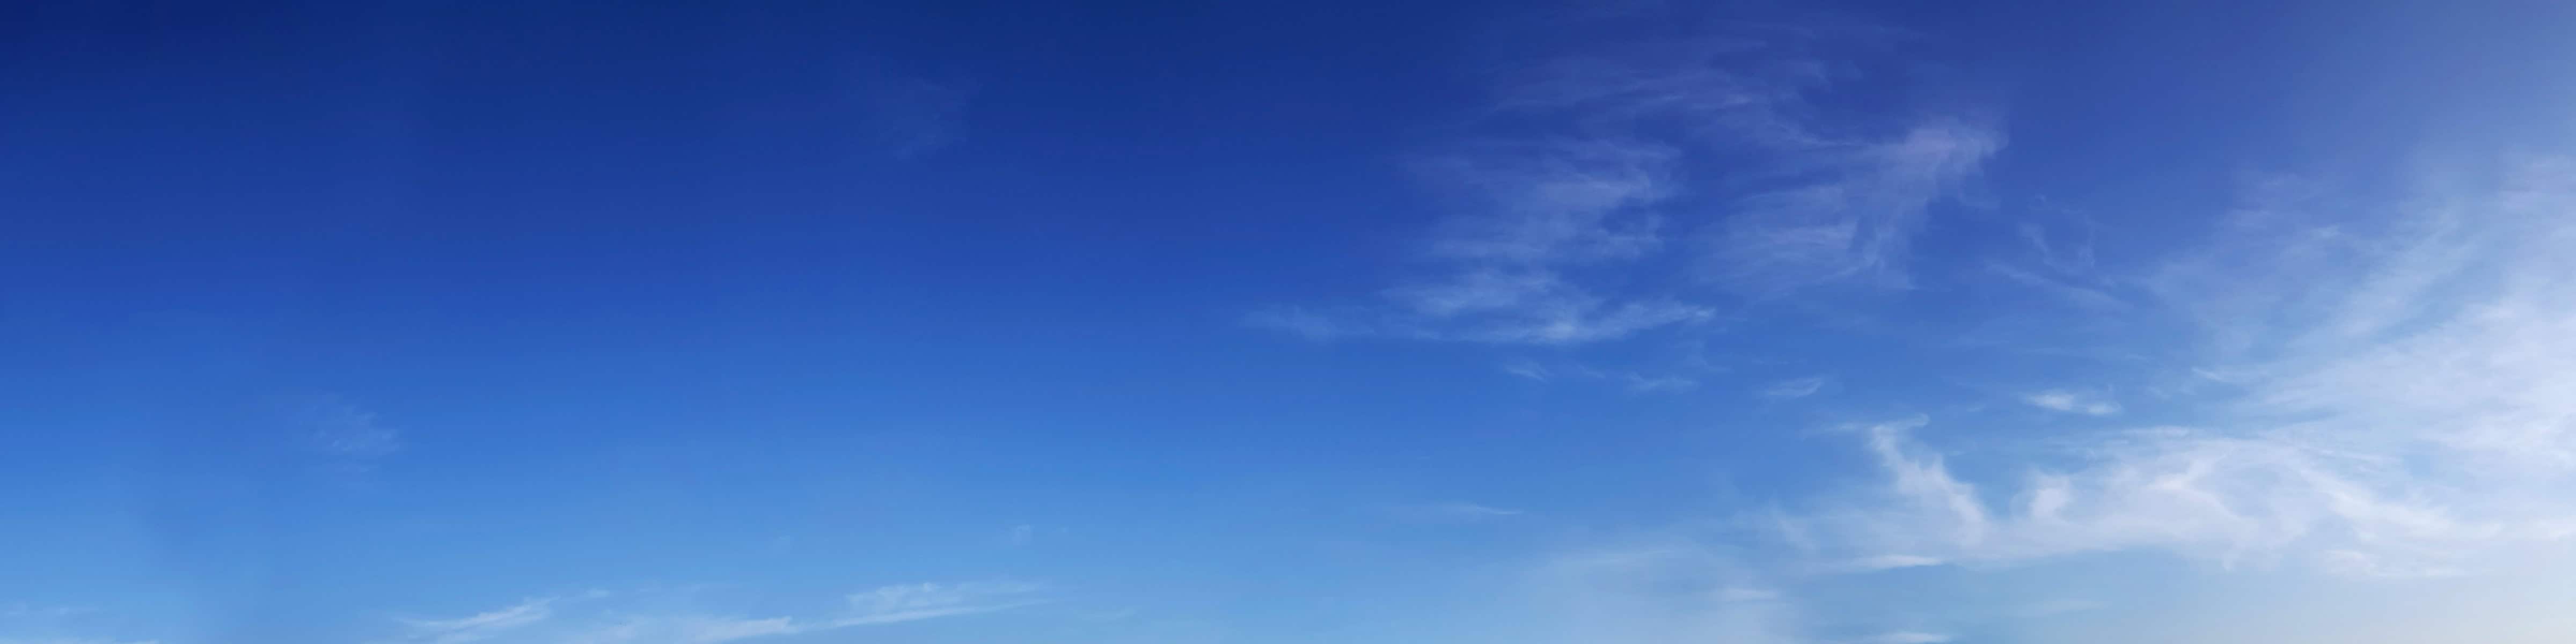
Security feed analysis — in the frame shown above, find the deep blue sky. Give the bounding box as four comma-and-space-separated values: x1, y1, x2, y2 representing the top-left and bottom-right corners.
9, 2, 2576, 643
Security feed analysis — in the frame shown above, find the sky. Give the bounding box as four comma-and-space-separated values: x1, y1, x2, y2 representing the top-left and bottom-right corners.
8, 1, 2576, 643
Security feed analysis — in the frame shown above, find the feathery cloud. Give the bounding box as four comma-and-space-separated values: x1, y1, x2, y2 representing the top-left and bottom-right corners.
393, 598, 551, 643
292, 397, 399, 459
1703, 122, 2001, 295
1393, 502, 1527, 523
854, 66, 974, 159
1514, 546, 1802, 644
2022, 390, 2119, 416
1763, 376, 1828, 398
389, 582, 1043, 644
834, 582, 1047, 627
1255, 13, 1997, 345
1765, 159, 2576, 579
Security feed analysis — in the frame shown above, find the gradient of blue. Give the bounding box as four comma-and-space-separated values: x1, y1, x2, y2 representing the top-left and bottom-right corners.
6, 2, 2574, 642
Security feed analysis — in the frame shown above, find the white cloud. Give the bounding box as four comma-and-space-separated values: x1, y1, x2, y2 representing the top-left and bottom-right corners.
1502, 360, 1553, 380
1859, 631, 1953, 644
834, 582, 1046, 627
1829, 554, 1945, 573
855, 67, 974, 158
2022, 390, 2119, 416
1416, 140, 1675, 264
1704, 121, 2002, 295
1495, 358, 1701, 391
394, 598, 551, 643
1379, 267, 1719, 344
1988, 260, 2128, 311
1243, 305, 1359, 341
1623, 373, 1700, 392
1764, 159, 2576, 580
292, 397, 399, 459
1763, 376, 1828, 398
390, 582, 1042, 644
1510, 546, 1803, 644
1395, 502, 1527, 523
1255, 15, 1996, 345
1786, 419, 2490, 577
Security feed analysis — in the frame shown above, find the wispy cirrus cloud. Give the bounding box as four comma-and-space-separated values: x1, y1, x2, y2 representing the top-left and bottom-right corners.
1770, 158, 2576, 580
1762, 376, 1828, 398
1453, 156, 2576, 644
387, 582, 1044, 644
1253, 12, 1998, 345
832, 582, 1048, 627
853, 65, 974, 159
1703, 121, 2000, 295
2021, 390, 2119, 416
1987, 260, 2129, 311
1495, 358, 1703, 392
1858, 631, 1954, 644
392, 598, 551, 644
1509, 545, 1802, 644
1825, 553, 1944, 573
1390, 502, 1527, 524
290, 396, 400, 460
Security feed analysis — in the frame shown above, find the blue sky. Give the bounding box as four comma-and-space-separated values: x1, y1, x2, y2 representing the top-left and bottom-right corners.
9, 1, 2576, 643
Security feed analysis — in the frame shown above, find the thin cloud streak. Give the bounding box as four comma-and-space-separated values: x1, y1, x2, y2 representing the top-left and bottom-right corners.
2022, 390, 2119, 416
388, 582, 1043, 644
1704, 121, 2002, 295
1773, 159, 2576, 578
1859, 631, 1954, 644
1255, 13, 1999, 345
1763, 376, 1828, 398
1392, 502, 1528, 523
392, 598, 551, 644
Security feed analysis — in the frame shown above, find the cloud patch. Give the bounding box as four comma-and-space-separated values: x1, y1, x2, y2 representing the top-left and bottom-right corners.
1766, 159, 2576, 580
2021, 390, 2119, 416
384, 582, 1044, 644
1255, 12, 1998, 345
393, 598, 551, 644
1763, 376, 1829, 398
1859, 631, 1954, 644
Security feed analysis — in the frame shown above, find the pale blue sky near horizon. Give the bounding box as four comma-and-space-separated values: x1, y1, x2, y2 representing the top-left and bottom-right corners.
9, 2, 2576, 643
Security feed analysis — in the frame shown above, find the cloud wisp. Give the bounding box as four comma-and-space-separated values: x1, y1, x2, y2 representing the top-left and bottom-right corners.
1510, 545, 1802, 644
853, 67, 974, 159
1254, 13, 1999, 345
1858, 631, 1955, 644
386, 582, 1044, 644
393, 598, 551, 644
1391, 502, 1528, 524
2021, 390, 2119, 416
1773, 159, 2576, 579
831, 582, 1048, 627
292, 397, 400, 460
1493, 358, 1704, 392
1762, 376, 1829, 399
